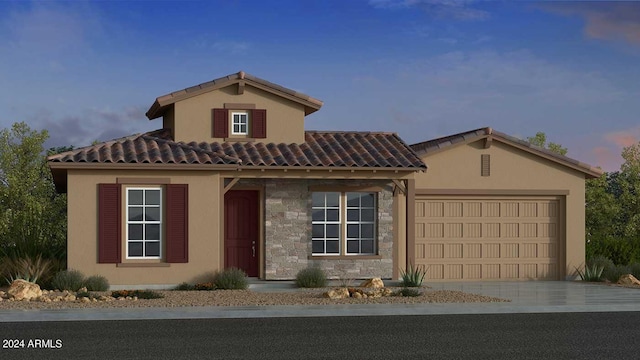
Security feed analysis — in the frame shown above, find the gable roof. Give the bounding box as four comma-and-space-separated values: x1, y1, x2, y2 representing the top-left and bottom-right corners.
410, 127, 602, 178
145, 71, 324, 119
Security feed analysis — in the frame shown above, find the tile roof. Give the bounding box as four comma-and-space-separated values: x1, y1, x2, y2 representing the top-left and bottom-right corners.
146, 71, 323, 119
410, 127, 603, 178
48, 129, 426, 170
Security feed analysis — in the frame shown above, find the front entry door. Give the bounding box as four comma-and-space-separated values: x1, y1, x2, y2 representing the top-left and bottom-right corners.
224, 190, 260, 277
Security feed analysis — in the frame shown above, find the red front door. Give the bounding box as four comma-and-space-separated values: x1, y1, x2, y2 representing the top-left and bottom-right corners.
224, 190, 260, 277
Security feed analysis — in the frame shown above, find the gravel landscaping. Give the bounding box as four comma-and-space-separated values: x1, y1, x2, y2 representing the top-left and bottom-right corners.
0, 287, 509, 310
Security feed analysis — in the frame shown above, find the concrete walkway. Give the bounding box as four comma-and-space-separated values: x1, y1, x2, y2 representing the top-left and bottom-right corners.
2, 281, 640, 322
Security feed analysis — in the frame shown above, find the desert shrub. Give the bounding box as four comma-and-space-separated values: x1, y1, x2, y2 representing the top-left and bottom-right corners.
76, 290, 91, 298
603, 264, 631, 283
212, 268, 248, 290
175, 282, 195, 291
2, 255, 54, 285
576, 264, 604, 282
295, 267, 327, 288
111, 289, 164, 299
629, 263, 640, 279
51, 269, 85, 291
194, 282, 215, 291
83, 275, 110, 291
400, 263, 428, 287
396, 287, 422, 297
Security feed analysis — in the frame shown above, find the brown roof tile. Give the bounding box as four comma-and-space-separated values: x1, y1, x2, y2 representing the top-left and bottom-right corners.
48, 129, 426, 170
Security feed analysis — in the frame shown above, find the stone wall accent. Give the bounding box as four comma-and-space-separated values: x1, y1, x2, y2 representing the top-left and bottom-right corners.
236, 178, 395, 280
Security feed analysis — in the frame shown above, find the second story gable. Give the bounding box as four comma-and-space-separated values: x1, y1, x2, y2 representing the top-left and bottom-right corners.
145, 71, 323, 144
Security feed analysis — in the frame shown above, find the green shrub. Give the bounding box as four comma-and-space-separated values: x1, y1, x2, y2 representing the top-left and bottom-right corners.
576, 264, 604, 282
396, 287, 422, 297
51, 269, 85, 291
212, 268, 249, 290
295, 267, 327, 288
400, 263, 428, 287
175, 282, 195, 291
111, 289, 164, 299
603, 264, 631, 283
83, 275, 110, 291
629, 263, 640, 279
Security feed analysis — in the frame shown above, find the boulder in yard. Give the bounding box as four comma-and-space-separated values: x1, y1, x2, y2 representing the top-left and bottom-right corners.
7, 279, 42, 301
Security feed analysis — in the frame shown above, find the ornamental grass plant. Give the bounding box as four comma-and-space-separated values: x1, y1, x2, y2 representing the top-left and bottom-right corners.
295, 267, 327, 288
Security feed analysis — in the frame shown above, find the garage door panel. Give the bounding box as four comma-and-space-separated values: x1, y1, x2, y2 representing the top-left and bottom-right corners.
415, 196, 561, 281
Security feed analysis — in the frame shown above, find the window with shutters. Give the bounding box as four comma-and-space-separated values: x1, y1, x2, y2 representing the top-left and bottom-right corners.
126, 187, 162, 259
231, 112, 249, 135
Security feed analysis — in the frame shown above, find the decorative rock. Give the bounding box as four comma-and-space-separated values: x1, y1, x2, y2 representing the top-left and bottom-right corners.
7, 279, 43, 301
81, 297, 91, 303
324, 288, 350, 299
63, 294, 76, 302
618, 274, 640, 286
0, 290, 6, 298
352, 292, 363, 299
360, 278, 385, 289
78, 287, 88, 293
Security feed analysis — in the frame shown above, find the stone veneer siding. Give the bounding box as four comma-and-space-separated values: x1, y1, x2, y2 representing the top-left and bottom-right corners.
237, 178, 395, 280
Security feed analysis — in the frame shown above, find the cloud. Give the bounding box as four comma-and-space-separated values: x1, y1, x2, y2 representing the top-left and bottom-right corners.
605, 130, 639, 148
2, 2, 100, 54
369, 0, 489, 21
30, 105, 152, 149
540, 2, 640, 46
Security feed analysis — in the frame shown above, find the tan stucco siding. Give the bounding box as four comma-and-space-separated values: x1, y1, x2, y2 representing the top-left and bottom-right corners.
414, 141, 587, 280
172, 85, 306, 144
67, 169, 222, 286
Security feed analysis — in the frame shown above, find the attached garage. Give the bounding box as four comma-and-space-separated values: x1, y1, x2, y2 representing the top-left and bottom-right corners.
414, 195, 562, 280
409, 128, 601, 281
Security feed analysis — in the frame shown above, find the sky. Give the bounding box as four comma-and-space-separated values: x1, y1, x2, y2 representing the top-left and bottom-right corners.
1, 0, 639, 172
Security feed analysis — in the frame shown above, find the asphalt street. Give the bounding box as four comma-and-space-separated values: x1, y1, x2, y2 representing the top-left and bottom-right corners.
2, 312, 640, 360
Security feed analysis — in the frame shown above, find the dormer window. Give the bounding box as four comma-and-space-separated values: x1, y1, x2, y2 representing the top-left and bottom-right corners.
213, 108, 267, 139
232, 112, 249, 135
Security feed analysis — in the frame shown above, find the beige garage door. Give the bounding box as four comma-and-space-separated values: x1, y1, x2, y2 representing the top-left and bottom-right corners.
414, 196, 561, 281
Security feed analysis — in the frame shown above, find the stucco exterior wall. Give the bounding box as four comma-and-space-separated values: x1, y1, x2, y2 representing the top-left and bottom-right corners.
172, 85, 306, 144
414, 140, 588, 279
67, 169, 222, 287
236, 178, 395, 280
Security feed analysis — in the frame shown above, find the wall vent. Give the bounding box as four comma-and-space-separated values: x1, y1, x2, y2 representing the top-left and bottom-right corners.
481, 154, 490, 177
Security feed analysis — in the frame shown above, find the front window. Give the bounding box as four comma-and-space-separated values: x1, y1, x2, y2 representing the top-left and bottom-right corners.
312, 191, 377, 255
232, 112, 249, 135
126, 188, 162, 259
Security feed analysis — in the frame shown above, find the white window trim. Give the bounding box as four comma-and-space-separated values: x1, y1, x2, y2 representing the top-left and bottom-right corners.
311, 192, 378, 256
231, 111, 249, 135
125, 187, 163, 260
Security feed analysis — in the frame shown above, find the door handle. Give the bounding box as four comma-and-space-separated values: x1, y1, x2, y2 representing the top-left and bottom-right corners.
252, 241, 256, 257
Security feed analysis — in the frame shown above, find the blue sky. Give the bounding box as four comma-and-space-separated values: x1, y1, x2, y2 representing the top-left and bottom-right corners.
1, 0, 639, 171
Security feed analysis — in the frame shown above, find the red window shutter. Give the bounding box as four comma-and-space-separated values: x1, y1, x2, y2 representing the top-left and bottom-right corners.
212, 108, 229, 138
165, 184, 189, 263
98, 184, 121, 263
251, 109, 267, 138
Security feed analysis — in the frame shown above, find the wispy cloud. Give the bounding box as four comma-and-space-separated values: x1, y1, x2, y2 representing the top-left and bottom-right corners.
31, 105, 151, 149
2, 2, 100, 54
370, 0, 489, 21
540, 2, 640, 46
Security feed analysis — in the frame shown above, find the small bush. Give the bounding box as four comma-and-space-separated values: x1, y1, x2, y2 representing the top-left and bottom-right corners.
397, 287, 422, 297
76, 290, 91, 298
576, 264, 604, 282
175, 282, 195, 291
51, 269, 85, 291
628, 262, 640, 279
83, 275, 110, 291
400, 263, 428, 287
111, 289, 164, 299
194, 282, 215, 291
295, 267, 327, 288
3, 255, 54, 285
603, 264, 631, 283
212, 268, 249, 290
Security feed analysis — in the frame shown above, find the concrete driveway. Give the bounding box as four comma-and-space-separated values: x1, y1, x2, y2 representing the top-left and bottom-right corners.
2, 281, 640, 322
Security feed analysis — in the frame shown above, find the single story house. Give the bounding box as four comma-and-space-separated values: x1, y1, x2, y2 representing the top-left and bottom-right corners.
48, 71, 601, 287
